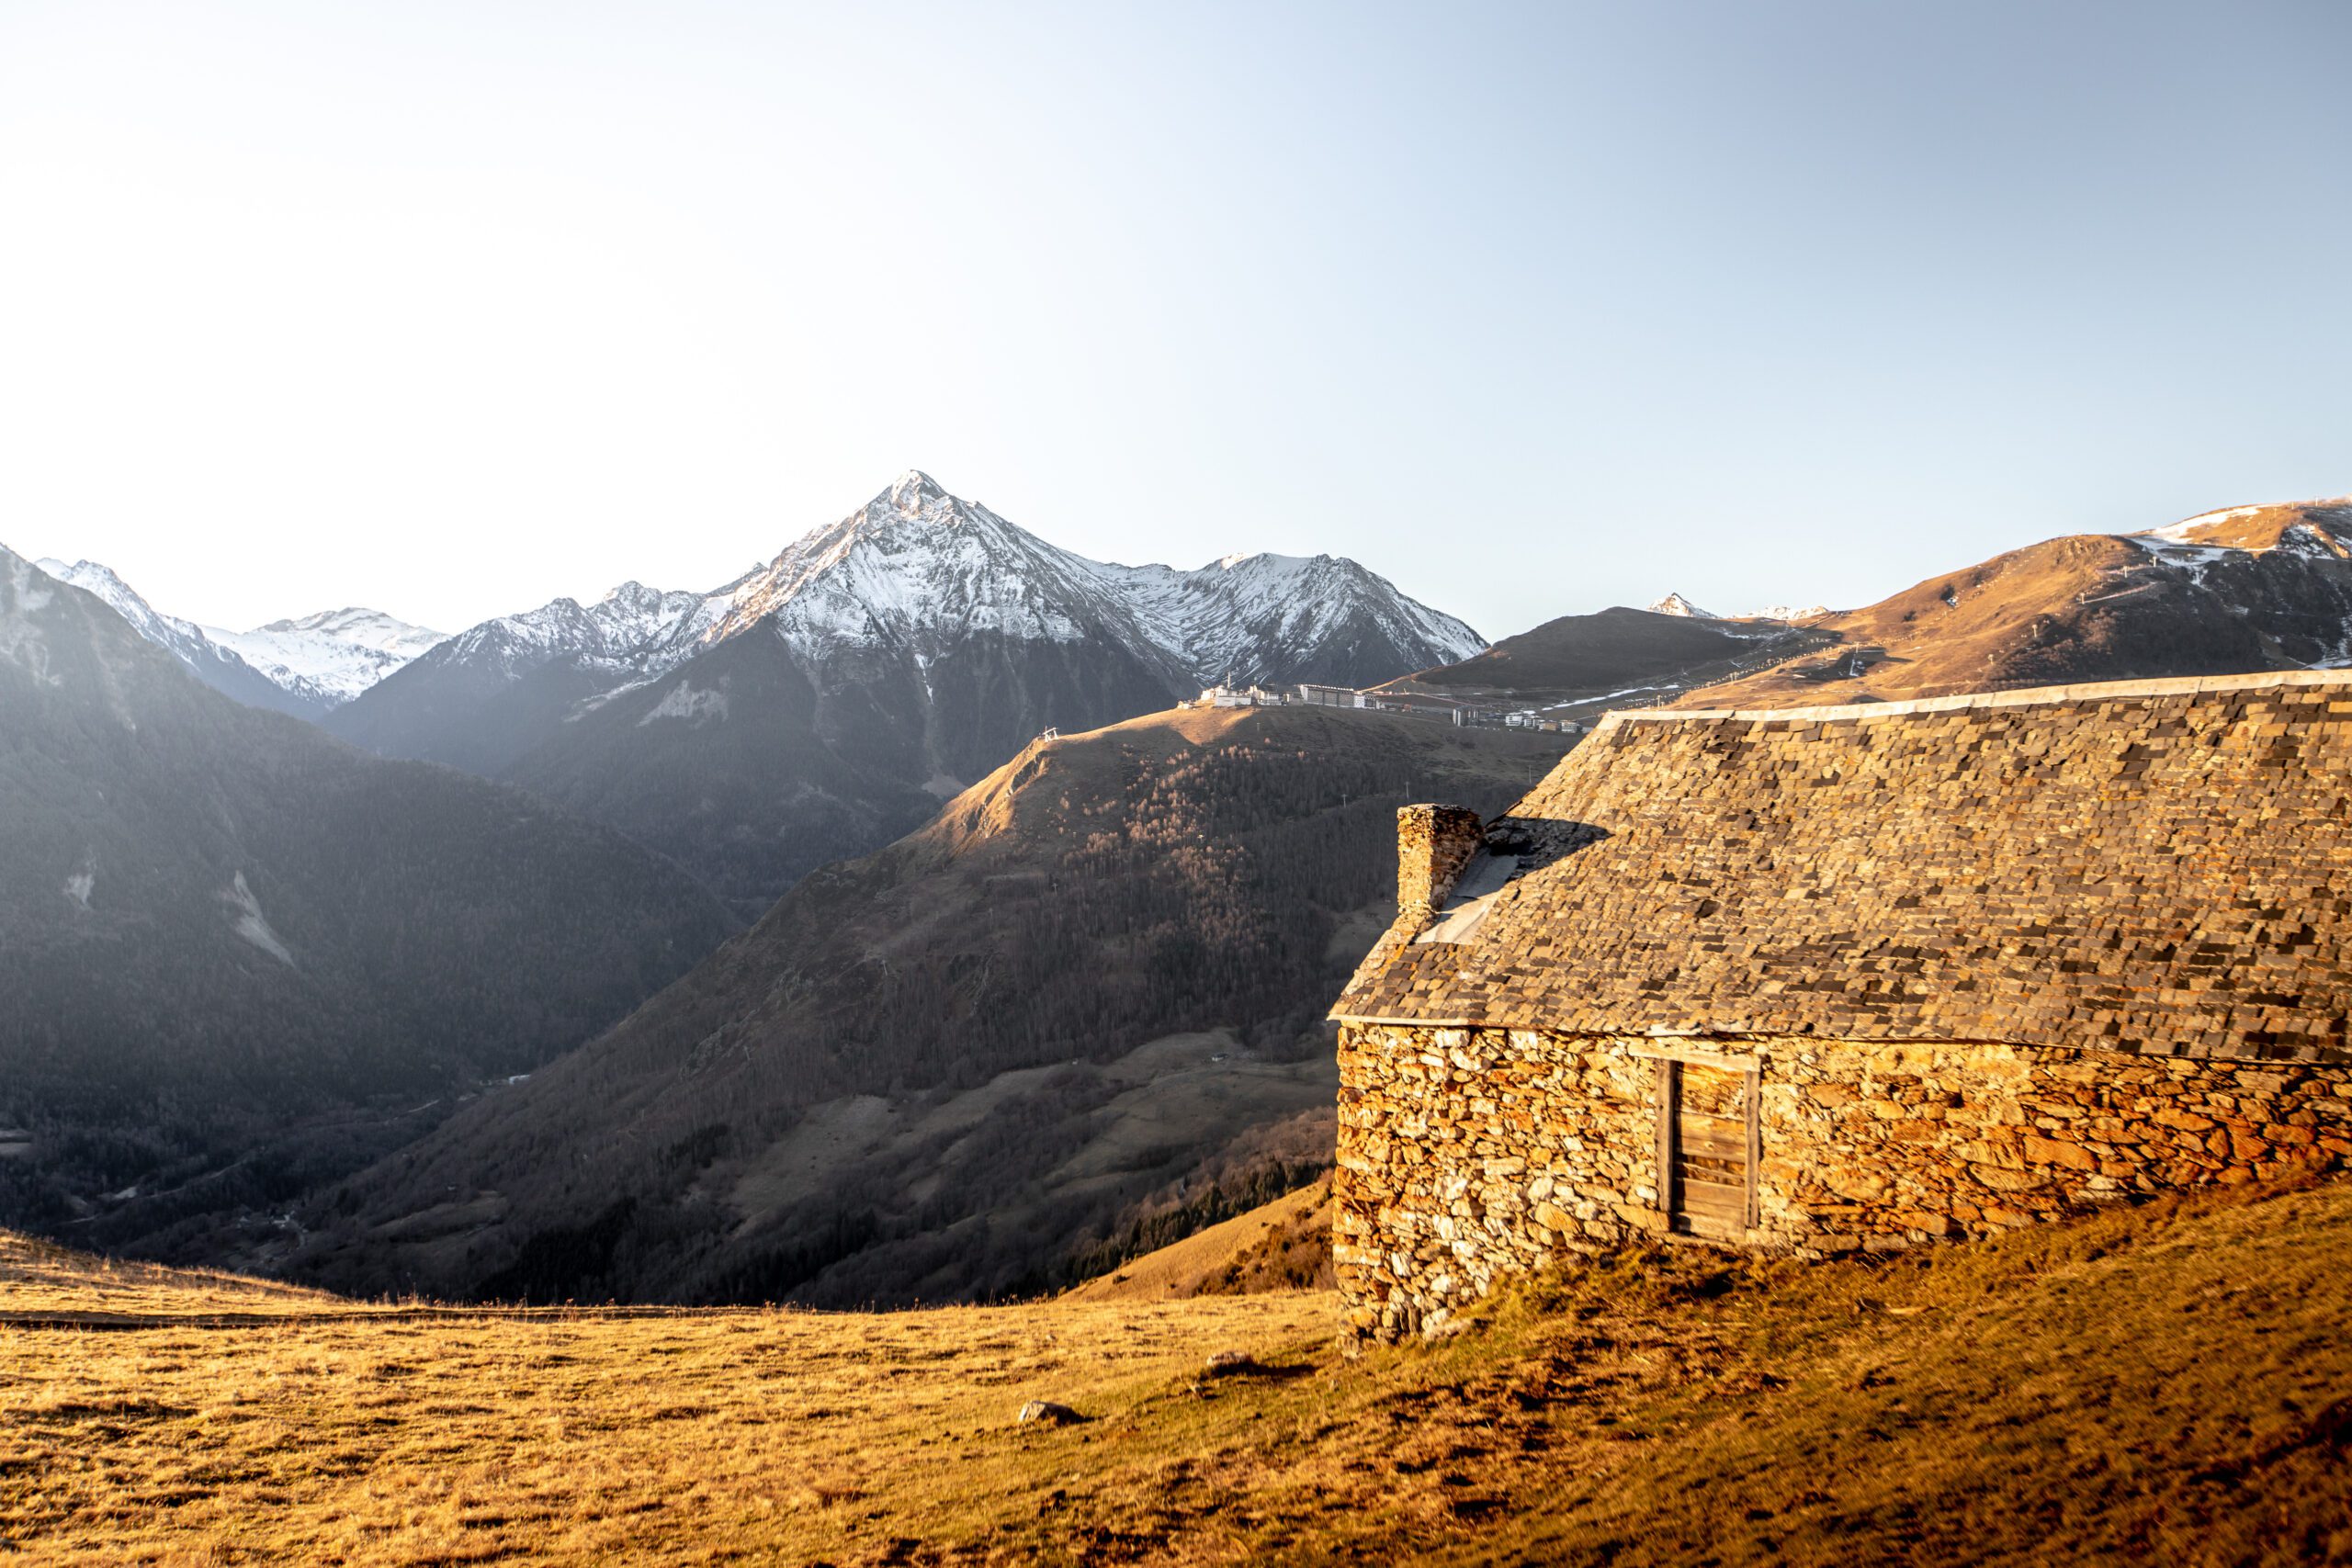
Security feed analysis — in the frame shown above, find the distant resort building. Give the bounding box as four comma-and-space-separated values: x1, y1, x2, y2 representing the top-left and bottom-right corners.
1330, 672, 2352, 1340
1183, 682, 1286, 709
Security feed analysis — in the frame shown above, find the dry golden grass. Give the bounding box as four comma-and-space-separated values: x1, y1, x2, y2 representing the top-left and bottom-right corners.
7, 1175, 2351, 1565
1063, 1179, 1331, 1303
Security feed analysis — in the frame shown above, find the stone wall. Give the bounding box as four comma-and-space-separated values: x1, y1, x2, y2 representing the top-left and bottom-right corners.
1334, 1021, 2352, 1340
1395, 804, 1483, 919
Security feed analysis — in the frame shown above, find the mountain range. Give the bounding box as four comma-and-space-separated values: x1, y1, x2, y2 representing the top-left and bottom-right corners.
322, 471, 1486, 912
0, 546, 735, 1248
1395, 496, 2352, 719
32, 557, 442, 719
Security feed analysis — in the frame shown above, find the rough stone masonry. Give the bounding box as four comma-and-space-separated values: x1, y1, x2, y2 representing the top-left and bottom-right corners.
1329, 672, 2352, 1341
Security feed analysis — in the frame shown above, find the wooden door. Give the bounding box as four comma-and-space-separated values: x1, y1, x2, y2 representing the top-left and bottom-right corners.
1658, 1060, 1756, 1235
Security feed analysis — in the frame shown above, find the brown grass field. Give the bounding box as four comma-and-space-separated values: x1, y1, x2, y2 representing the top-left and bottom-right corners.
6, 1174, 2350, 1566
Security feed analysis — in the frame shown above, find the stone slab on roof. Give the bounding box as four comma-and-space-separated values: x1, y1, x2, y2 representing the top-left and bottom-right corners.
1331, 671, 2352, 1064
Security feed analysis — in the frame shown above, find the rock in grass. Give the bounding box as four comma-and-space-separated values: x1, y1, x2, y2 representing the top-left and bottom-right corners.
1018, 1400, 1083, 1426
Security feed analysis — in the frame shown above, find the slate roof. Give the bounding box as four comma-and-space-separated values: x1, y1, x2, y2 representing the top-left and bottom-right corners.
1331, 671, 2352, 1064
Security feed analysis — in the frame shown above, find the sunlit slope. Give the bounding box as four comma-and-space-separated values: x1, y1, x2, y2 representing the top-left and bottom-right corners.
1685, 501, 2352, 710
1065, 1177, 1332, 1303
9, 1175, 2348, 1564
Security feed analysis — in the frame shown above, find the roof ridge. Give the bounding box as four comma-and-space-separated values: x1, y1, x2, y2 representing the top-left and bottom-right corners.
1610, 667, 2352, 729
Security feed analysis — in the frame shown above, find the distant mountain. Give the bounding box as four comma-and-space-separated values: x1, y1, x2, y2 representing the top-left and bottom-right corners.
1382, 604, 1834, 714
1645, 592, 1718, 619
206, 606, 445, 708
31, 558, 441, 716
321, 578, 751, 775
33, 558, 327, 719
329, 472, 1486, 911
0, 546, 737, 1248
1674, 496, 2352, 710
291, 704, 1573, 1307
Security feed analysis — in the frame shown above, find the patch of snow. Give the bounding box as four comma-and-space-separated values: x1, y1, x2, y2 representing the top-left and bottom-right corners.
0, 550, 62, 682
1747, 604, 1829, 622
221, 872, 296, 967
636, 680, 730, 726
2143, 505, 2263, 544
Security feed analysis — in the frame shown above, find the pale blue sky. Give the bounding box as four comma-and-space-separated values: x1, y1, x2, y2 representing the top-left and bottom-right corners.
3, 2, 2346, 638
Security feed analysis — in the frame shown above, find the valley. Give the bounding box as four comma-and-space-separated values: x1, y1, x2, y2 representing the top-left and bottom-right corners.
293, 704, 1573, 1307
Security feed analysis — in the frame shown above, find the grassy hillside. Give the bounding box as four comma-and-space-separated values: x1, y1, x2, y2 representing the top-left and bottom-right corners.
7, 1174, 2347, 1563
1385, 502, 2352, 720
1064, 1177, 1332, 1303
294, 705, 1573, 1308
1683, 505, 2352, 711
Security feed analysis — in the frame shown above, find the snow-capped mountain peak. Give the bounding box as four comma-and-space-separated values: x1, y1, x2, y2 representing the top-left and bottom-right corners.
695, 474, 1485, 686
1647, 592, 1718, 619
209, 606, 446, 705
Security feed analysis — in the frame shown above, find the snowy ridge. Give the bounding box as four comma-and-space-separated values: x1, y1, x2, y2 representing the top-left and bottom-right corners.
428, 577, 755, 682
36, 558, 227, 671
208, 607, 446, 705
408, 471, 1484, 696
1097, 549, 1484, 684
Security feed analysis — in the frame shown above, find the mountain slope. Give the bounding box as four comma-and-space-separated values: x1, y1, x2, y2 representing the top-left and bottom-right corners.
293, 704, 1573, 1306
0, 547, 738, 1247
1678, 497, 2352, 709
1380, 494, 2352, 720
32, 558, 329, 719
331, 473, 1486, 911
322, 578, 750, 773
499, 610, 1180, 914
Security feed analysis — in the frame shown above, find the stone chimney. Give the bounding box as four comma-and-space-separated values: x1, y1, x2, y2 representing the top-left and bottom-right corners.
1396, 804, 1484, 918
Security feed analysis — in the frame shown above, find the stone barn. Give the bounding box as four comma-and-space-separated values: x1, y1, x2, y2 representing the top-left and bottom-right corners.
1329, 671, 2352, 1340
